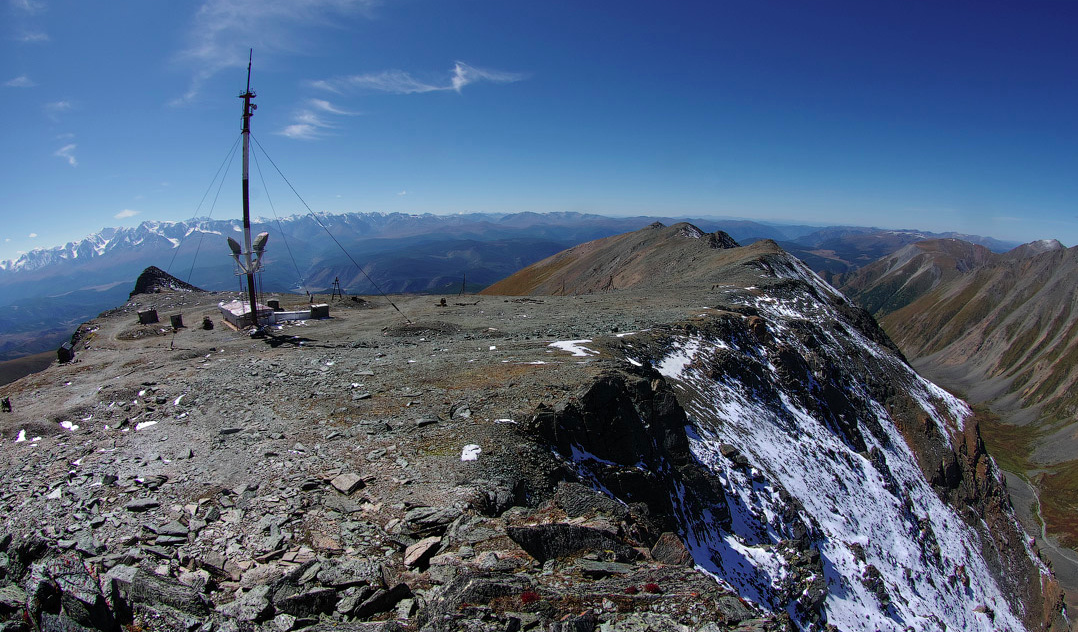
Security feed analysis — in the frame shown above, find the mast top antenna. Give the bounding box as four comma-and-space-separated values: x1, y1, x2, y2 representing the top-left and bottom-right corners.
245, 49, 252, 93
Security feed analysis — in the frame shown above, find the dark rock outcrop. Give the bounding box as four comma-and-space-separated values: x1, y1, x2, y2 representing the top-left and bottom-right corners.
129, 266, 204, 298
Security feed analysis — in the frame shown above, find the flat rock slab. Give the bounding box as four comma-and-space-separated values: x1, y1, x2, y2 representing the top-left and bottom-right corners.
316, 559, 382, 588
274, 587, 338, 618
651, 531, 693, 566
577, 559, 634, 578
124, 498, 160, 512
330, 473, 365, 495
109, 564, 210, 616
404, 536, 441, 568
353, 583, 412, 619
507, 523, 637, 563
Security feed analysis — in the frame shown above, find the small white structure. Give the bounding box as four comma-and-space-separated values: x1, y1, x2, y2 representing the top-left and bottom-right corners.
218, 300, 330, 328
218, 300, 274, 328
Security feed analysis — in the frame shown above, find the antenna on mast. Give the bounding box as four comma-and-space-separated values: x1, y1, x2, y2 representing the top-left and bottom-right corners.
231, 47, 267, 332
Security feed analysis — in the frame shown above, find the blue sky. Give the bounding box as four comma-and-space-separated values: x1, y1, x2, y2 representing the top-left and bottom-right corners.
1, 0, 1075, 261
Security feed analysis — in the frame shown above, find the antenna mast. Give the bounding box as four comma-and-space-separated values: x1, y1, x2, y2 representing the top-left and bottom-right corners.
239, 49, 260, 327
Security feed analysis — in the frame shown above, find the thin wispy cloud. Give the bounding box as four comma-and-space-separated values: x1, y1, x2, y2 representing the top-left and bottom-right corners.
3, 75, 36, 87
27, 233, 38, 238
278, 98, 356, 140
115, 209, 139, 219
54, 143, 76, 166
20, 31, 48, 42
308, 98, 356, 115
314, 62, 525, 95
171, 0, 379, 106
11, 0, 46, 13
43, 100, 72, 120
397, 190, 407, 196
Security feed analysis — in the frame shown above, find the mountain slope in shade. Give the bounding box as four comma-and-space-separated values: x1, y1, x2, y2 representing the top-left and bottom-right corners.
837, 239, 999, 317
841, 238, 1077, 431
488, 222, 1065, 629
778, 227, 1019, 279
840, 239, 1078, 587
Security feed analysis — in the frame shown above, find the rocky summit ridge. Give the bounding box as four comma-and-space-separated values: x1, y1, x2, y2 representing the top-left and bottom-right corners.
0, 223, 1067, 632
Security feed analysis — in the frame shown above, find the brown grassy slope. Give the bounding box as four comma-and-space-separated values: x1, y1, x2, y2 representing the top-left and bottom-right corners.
881, 246, 1078, 422
0, 351, 55, 387
480, 221, 755, 295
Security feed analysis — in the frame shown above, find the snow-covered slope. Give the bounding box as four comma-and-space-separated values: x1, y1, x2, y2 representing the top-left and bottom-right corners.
522, 232, 1065, 630
650, 286, 1033, 630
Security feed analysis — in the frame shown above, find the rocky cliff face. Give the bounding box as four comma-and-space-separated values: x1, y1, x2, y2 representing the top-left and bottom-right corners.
0, 225, 1066, 632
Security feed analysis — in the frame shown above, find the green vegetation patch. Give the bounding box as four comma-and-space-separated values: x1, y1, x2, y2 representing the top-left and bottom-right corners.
1038, 460, 1078, 549
975, 405, 1036, 476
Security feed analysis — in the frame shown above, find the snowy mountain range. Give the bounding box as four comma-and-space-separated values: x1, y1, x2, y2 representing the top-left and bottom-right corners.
0, 212, 1020, 362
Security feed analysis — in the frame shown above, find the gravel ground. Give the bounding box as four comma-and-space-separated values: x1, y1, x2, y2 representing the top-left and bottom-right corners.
0, 286, 780, 631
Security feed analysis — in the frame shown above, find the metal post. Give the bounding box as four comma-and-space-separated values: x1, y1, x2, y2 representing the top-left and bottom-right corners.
240, 50, 259, 327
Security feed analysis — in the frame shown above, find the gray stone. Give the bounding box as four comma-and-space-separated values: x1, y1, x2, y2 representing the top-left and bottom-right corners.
273, 587, 337, 618
553, 482, 628, 520
316, 559, 382, 589
157, 521, 189, 537
353, 583, 411, 619
0, 584, 28, 613
110, 565, 210, 616
577, 559, 634, 578
335, 586, 376, 616
403, 536, 441, 568
403, 506, 462, 536
423, 572, 528, 619
650, 532, 692, 566
124, 498, 160, 512
507, 524, 637, 563
330, 473, 364, 495
215, 585, 272, 623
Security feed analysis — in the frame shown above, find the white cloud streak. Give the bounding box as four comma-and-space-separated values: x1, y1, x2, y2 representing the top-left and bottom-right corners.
20, 31, 48, 42
277, 98, 356, 140
54, 144, 77, 166
27, 233, 38, 238
171, 0, 379, 106
3, 75, 36, 87
44, 100, 72, 121
115, 209, 139, 219
11, 0, 46, 13
314, 61, 525, 95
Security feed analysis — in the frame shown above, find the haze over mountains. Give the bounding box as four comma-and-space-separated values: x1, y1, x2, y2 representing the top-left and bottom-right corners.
0, 211, 1020, 362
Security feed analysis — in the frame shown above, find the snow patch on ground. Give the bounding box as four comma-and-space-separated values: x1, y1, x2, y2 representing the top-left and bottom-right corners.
548, 340, 599, 357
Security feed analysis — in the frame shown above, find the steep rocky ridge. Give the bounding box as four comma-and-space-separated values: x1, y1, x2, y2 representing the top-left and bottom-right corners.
0, 225, 1065, 631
